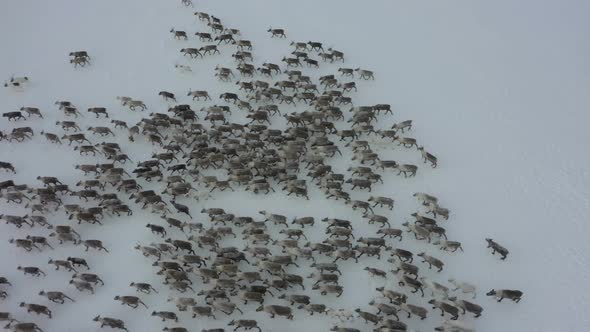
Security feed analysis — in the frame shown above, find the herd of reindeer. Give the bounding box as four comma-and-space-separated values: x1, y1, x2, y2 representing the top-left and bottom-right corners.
0, 2, 522, 332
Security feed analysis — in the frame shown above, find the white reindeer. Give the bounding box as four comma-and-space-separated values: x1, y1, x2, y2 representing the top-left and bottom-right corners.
448, 278, 477, 299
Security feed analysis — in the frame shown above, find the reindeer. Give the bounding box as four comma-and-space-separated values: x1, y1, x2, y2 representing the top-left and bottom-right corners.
234, 39, 253, 50
158, 91, 176, 102
485, 238, 509, 260
70, 57, 90, 67
214, 34, 235, 44
20, 107, 43, 118
93, 316, 128, 331
268, 28, 287, 38
170, 28, 188, 40
195, 32, 213, 41
355, 68, 375, 80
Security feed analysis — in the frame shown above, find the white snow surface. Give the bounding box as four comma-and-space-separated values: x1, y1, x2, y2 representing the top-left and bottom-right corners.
1, 0, 589, 331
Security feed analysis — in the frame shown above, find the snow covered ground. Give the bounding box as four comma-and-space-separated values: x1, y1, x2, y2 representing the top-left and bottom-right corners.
1, 0, 589, 331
